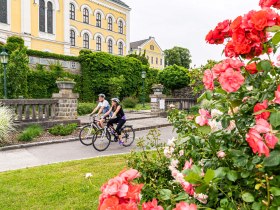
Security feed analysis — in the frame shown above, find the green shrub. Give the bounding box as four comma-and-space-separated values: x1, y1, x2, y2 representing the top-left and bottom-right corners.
78, 103, 96, 115
27, 49, 79, 61
122, 97, 138, 108
189, 104, 200, 114
5, 36, 25, 52
48, 123, 78, 136
18, 125, 43, 142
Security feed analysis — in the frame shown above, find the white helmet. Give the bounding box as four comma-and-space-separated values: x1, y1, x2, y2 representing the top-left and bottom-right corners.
111, 98, 120, 104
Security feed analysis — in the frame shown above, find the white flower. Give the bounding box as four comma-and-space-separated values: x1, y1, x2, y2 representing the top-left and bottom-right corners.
211, 109, 223, 118
217, 151, 226, 158
85, 173, 93, 179
246, 86, 253, 91
179, 150, 184, 157
226, 120, 236, 131
171, 159, 179, 168
194, 193, 208, 204
208, 120, 222, 132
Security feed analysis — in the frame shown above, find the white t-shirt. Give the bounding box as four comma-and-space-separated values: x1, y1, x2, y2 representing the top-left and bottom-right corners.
98, 100, 110, 113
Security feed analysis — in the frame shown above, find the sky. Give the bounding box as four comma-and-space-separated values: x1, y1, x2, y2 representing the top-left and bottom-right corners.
122, 0, 260, 67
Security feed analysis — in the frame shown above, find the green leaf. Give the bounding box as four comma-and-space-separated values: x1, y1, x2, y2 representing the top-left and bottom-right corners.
266, 25, 280, 32
257, 60, 272, 72
271, 187, 280, 196
227, 170, 238, 182
215, 167, 228, 178
185, 172, 203, 184
204, 169, 215, 184
241, 171, 250, 178
242, 192, 255, 203
174, 192, 189, 201
263, 150, 280, 167
252, 202, 262, 210
197, 126, 211, 134
272, 31, 280, 45
159, 189, 172, 200
220, 198, 229, 207
197, 92, 207, 103
195, 184, 208, 194
269, 112, 280, 128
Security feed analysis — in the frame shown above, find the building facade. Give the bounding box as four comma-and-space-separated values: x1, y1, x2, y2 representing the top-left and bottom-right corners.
129, 36, 164, 70
0, 0, 130, 56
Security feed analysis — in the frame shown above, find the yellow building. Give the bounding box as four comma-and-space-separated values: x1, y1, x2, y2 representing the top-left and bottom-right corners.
129, 37, 165, 70
0, 0, 130, 56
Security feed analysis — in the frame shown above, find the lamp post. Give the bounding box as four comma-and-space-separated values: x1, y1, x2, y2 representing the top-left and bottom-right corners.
141, 70, 146, 108
0, 49, 9, 99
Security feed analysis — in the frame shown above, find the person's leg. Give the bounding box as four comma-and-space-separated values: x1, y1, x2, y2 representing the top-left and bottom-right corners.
116, 119, 126, 142
107, 118, 118, 130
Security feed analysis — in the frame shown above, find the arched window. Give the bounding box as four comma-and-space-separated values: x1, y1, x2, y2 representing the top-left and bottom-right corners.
108, 17, 113, 31
151, 57, 154, 64
83, 33, 89, 49
70, 3, 75, 20
47, 1, 53, 34
39, 0, 45, 32
150, 45, 154, 50
118, 20, 123, 34
83, 8, 89, 24
96, 12, 101, 27
70, 29, 75, 46
0, 0, 8, 24
96, 36, 102, 51
118, 42, 123, 55
108, 39, 113, 54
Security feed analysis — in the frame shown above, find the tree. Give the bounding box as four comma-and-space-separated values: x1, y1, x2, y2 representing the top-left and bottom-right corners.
164, 46, 192, 68
157, 65, 190, 94
126, 51, 149, 66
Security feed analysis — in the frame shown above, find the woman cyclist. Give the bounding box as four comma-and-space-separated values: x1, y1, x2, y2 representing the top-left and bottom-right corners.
102, 98, 126, 144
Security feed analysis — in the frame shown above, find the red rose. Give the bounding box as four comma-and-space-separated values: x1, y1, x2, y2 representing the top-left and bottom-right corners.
251, 10, 268, 31
253, 100, 270, 120
245, 62, 258, 74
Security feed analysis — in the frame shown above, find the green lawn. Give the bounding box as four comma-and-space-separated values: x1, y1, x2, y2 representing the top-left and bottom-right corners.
0, 155, 127, 210
124, 103, 151, 111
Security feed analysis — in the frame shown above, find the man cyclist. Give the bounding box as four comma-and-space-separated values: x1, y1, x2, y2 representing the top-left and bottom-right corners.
90, 94, 110, 127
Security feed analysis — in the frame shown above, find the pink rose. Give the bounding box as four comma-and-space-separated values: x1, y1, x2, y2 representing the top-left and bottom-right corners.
181, 182, 195, 196
246, 128, 263, 154
103, 177, 125, 196
203, 69, 214, 90
142, 199, 164, 210
183, 159, 193, 170
217, 151, 226, 158
274, 85, 280, 104
173, 202, 197, 210
253, 100, 270, 120
218, 68, 245, 92
254, 119, 271, 133
195, 109, 211, 126
264, 133, 279, 149
119, 169, 140, 181
256, 140, 270, 157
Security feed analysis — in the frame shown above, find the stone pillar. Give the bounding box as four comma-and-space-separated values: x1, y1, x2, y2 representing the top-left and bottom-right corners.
52, 81, 79, 119
150, 84, 166, 116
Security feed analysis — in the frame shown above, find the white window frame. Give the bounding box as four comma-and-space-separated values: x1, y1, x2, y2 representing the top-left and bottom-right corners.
0, 0, 11, 31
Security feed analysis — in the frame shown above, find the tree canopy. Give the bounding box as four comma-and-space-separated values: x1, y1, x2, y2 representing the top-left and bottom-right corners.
164, 46, 192, 68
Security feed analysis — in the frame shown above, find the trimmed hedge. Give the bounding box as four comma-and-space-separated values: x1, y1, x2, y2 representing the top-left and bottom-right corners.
27, 49, 79, 61
49, 123, 78, 136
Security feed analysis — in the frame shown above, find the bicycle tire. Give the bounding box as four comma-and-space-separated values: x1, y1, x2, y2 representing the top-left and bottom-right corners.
121, 126, 135, 147
92, 129, 111, 151
79, 124, 97, 146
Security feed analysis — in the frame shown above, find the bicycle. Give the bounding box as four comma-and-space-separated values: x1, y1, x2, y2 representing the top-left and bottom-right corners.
92, 121, 135, 151
79, 115, 109, 146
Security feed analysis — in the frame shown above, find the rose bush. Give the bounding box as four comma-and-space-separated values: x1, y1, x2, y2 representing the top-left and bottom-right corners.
99, 0, 280, 209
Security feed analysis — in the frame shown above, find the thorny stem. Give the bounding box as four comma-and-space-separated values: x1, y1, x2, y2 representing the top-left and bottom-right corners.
266, 174, 270, 209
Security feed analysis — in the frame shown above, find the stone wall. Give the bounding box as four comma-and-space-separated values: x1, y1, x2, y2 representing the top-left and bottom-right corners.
172, 86, 198, 99
29, 56, 81, 74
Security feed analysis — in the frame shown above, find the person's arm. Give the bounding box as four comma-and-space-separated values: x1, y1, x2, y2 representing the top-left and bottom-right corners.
90, 104, 100, 116
111, 105, 121, 118
102, 107, 112, 118
97, 106, 104, 115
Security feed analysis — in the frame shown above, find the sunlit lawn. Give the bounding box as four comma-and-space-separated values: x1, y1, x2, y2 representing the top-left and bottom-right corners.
0, 155, 127, 210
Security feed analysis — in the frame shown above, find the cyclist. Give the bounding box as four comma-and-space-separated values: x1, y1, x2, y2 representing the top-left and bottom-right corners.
103, 98, 126, 144
90, 94, 110, 127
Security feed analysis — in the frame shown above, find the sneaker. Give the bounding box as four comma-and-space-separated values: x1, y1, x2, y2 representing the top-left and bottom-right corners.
119, 140, 124, 145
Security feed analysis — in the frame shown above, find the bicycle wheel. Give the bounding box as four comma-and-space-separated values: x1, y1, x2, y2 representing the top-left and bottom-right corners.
121, 126, 135, 147
92, 129, 111, 151
79, 124, 97, 146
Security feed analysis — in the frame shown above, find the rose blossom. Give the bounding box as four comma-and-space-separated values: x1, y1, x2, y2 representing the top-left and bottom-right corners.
254, 119, 271, 133
179, 150, 184, 157
173, 202, 197, 210
245, 62, 258, 74
218, 68, 245, 92
194, 193, 208, 204
246, 128, 270, 157
142, 199, 164, 210
183, 159, 193, 170
203, 69, 214, 90
195, 109, 211, 126
274, 85, 280, 104
253, 100, 270, 120
217, 151, 226, 158
259, 0, 280, 9
264, 133, 279, 149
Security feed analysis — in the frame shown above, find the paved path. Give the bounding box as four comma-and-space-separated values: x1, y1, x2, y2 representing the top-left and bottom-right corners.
0, 126, 176, 172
